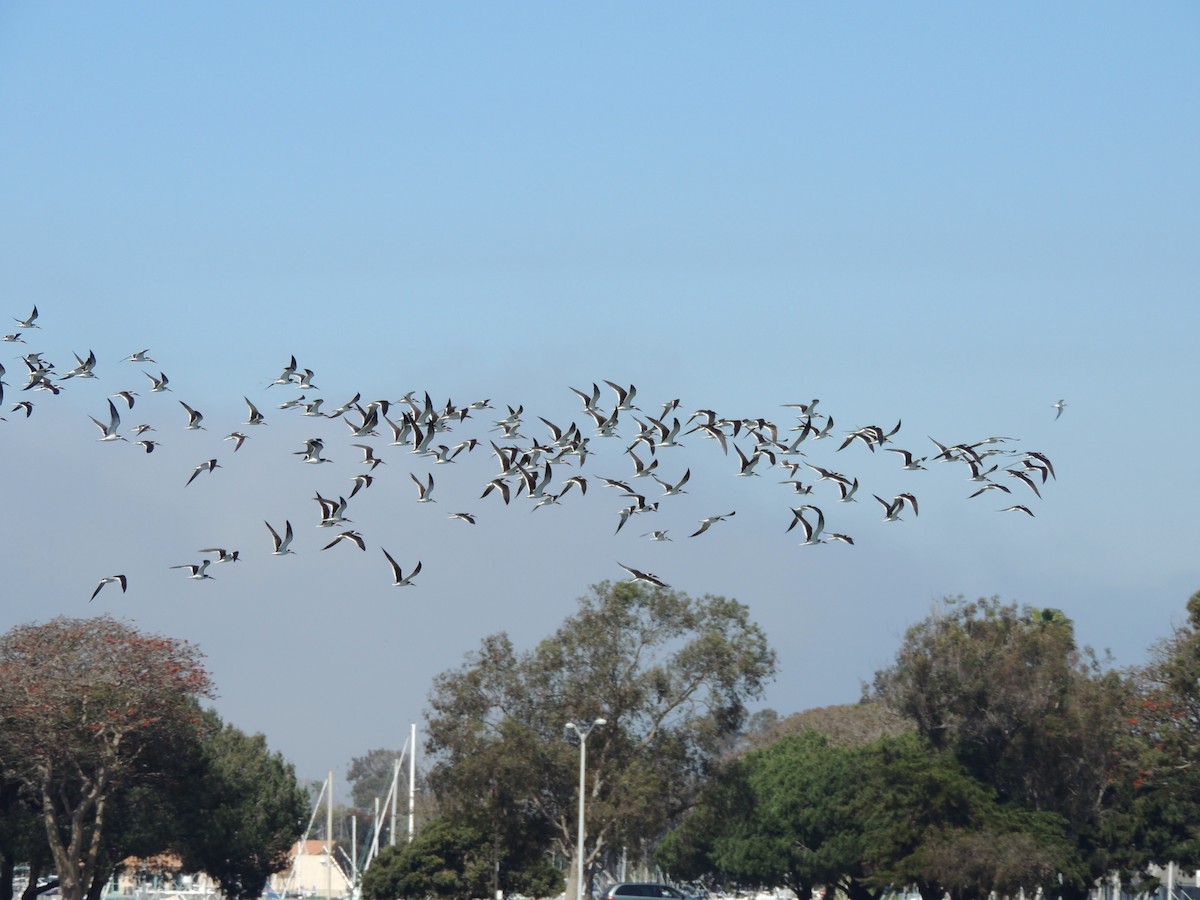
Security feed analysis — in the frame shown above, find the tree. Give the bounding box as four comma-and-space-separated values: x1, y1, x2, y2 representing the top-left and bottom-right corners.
360, 817, 562, 900
425, 581, 777, 900
347, 748, 406, 812
177, 710, 310, 900
869, 597, 1134, 899
0, 616, 213, 900
1125, 589, 1200, 866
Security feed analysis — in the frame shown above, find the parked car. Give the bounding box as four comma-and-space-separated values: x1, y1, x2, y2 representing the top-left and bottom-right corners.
602, 884, 690, 900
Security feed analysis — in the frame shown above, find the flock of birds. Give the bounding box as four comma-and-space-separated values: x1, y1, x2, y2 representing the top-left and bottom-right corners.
2, 305, 1062, 602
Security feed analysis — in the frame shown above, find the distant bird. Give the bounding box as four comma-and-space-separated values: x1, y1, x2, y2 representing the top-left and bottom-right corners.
641, 530, 672, 541
111, 390, 138, 409
886, 448, 927, 471
874, 493, 918, 522
90, 574, 127, 602
449, 512, 477, 525
653, 468, 690, 497
352, 443, 386, 468
690, 511, 736, 538
225, 432, 249, 451
199, 547, 240, 563
481, 477, 512, 505
135, 439, 160, 453
411, 472, 436, 503
1053, 399, 1067, 420
13, 306, 39, 329
322, 530, 366, 552
243, 397, 267, 426
787, 505, 825, 545
349, 473, 375, 498
296, 437, 331, 464
170, 560, 214, 580
179, 401, 205, 430
265, 519, 296, 555
618, 562, 668, 588
1001, 505, 1036, 517
124, 349, 156, 363
185, 458, 220, 486
12, 401, 32, 417
89, 399, 126, 442
144, 371, 171, 392
381, 548, 421, 587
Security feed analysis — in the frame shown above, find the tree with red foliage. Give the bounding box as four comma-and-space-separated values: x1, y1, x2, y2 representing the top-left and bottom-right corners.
0, 616, 213, 900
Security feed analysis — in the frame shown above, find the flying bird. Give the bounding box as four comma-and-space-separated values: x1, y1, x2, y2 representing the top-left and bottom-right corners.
1053, 399, 1067, 420
89, 399, 125, 442
265, 520, 296, 555
618, 562, 668, 588
381, 548, 422, 587
90, 574, 127, 602
199, 547, 240, 563
322, 530, 367, 552
179, 401, 205, 430
170, 560, 214, 580
690, 511, 736, 538
243, 397, 267, 426
185, 458, 220, 486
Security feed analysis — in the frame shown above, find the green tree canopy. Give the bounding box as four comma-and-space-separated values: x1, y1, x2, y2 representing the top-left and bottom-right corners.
869, 597, 1135, 898
425, 580, 776, 900
177, 710, 310, 900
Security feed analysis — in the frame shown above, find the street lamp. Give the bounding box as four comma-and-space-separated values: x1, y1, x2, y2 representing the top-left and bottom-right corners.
565, 718, 606, 900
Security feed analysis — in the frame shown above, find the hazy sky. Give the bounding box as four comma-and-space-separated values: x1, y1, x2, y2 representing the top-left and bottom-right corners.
2, 3, 1197, 797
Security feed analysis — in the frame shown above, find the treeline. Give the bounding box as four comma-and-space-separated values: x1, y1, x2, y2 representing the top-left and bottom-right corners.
363, 587, 1200, 900
662, 596, 1200, 900
0, 617, 309, 900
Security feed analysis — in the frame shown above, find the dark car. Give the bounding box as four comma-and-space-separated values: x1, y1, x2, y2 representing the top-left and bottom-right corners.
602, 884, 689, 900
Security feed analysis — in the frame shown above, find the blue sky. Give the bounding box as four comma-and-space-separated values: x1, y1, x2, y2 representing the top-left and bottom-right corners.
2, 3, 1197, 793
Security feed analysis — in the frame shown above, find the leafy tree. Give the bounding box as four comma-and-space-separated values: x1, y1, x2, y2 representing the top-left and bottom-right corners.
854, 734, 1078, 900
360, 817, 561, 900
869, 597, 1134, 899
347, 748, 406, 811
1125, 589, 1200, 865
0, 616, 213, 900
426, 581, 776, 900
177, 710, 310, 900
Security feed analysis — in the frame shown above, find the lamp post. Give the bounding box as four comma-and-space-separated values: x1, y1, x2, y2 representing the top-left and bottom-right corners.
565, 718, 606, 900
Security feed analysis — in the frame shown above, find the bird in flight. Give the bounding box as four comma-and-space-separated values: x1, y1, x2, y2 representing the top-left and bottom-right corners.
265, 520, 296, 555
90, 574, 127, 602
322, 530, 366, 552
1053, 399, 1067, 420
171, 560, 214, 581
618, 562, 668, 588
382, 548, 421, 587
185, 458, 220, 486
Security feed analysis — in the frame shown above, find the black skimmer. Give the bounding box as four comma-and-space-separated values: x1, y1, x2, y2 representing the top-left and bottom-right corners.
171, 560, 214, 580
90, 574, 127, 602
690, 511, 736, 538
199, 547, 240, 563
618, 562, 668, 588
322, 530, 366, 552
185, 458, 220, 486
89, 399, 125, 442
382, 549, 421, 587
411, 472, 436, 503
265, 520, 296, 555
243, 397, 267, 426
179, 401, 205, 430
